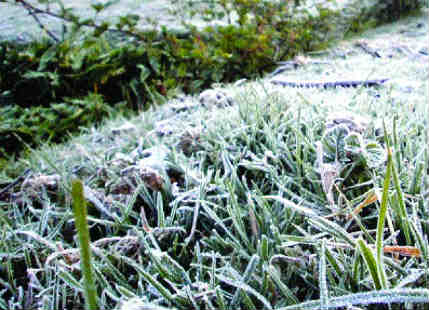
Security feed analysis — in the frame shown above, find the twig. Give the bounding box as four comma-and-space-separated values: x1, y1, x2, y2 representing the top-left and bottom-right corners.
19, 1, 59, 42
12, 0, 147, 41
355, 40, 382, 58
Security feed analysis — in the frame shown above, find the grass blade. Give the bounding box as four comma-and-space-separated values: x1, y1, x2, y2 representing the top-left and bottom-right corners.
357, 238, 382, 290
375, 146, 392, 289
267, 265, 298, 304
71, 179, 98, 310
319, 240, 329, 310
216, 274, 272, 310
278, 288, 429, 310
308, 217, 356, 247
120, 256, 176, 304
390, 149, 412, 244
264, 196, 317, 218
230, 254, 260, 307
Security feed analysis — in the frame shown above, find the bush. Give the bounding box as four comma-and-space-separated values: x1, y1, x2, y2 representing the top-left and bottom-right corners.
0, 0, 338, 109
375, 0, 425, 22
0, 93, 115, 158
345, 0, 426, 33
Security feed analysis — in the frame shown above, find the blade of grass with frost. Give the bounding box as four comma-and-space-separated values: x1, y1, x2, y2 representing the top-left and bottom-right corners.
319, 240, 329, 310
185, 176, 209, 244
338, 189, 376, 243
115, 284, 137, 299
119, 182, 142, 223
408, 160, 424, 195
395, 269, 426, 288
156, 191, 165, 228
226, 182, 250, 247
92, 263, 123, 304
199, 200, 242, 247
324, 245, 343, 277
267, 265, 298, 304
357, 238, 382, 290
141, 238, 170, 281
308, 217, 356, 247
375, 145, 392, 290
210, 249, 216, 288
230, 254, 259, 307
97, 249, 130, 286
71, 179, 98, 310
352, 249, 361, 286
119, 255, 176, 304
185, 285, 200, 310
215, 286, 227, 310
409, 218, 428, 261
216, 274, 273, 310
390, 147, 411, 244
259, 235, 269, 261
277, 288, 429, 310
58, 270, 84, 291
162, 251, 193, 284
264, 196, 317, 218
119, 298, 173, 310
295, 107, 303, 181
242, 291, 257, 309
393, 116, 401, 174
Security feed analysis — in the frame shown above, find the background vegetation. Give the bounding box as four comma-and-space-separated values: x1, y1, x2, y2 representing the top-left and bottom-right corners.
0, 0, 425, 161
0, 0, 427, 309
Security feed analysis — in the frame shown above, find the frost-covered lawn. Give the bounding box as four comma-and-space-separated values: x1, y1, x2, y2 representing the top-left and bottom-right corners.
0, 7, 428, 310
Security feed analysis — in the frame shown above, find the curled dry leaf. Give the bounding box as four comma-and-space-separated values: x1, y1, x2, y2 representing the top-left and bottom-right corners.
139, 167, 164, 192
316, 142, 341, 206
383, 246, 422, 258
21, 174, 61, 197
348, 191, 378, 219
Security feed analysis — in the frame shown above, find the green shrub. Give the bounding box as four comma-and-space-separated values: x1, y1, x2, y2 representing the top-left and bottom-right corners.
345, 0, 426, 33
0, 93, 115, 158
0, 1, 338, 109
375, 0, 425, 22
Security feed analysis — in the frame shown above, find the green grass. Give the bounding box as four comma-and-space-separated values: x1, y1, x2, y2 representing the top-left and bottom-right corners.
71, 179, 98, 310
0, 9, 428, 310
